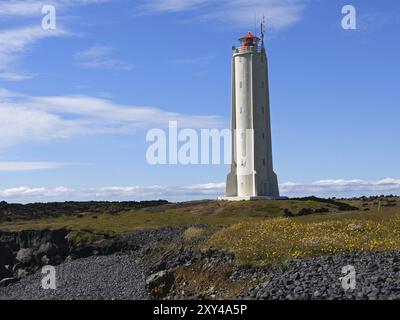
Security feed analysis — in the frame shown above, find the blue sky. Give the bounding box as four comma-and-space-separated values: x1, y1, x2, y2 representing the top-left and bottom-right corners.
0, 0, 399, 202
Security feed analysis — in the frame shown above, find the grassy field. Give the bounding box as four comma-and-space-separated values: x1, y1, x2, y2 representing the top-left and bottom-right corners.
206, 197, 400, 266
0, 198, 341, 233
1, 196, 399, 266
207, 216, 400, 266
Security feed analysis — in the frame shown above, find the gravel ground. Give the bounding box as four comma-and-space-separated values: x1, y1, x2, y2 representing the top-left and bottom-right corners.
0, 253, 146, 300
2, 244, 400, 300
240, 252, 400, 300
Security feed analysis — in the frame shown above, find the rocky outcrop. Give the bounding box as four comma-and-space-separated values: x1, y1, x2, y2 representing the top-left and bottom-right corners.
16, 248, 34, 265
0, 226, 186, 287
0, 226, 189, 298
0, 242, 14, 266
146, 270, 175, 299
0, 229, 71, 285
0, 265, 12, 281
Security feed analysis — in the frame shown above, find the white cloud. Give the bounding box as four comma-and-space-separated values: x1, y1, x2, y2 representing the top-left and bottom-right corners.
2, 179, 400, 203
280, 178, 400, 196
140, 0, 208, 12
0, 1, 112, 81
0, 103, 79, 147
75, 46, 135, 71
0, 0, 111, 17
91, 183, 227, 198
76, 46, 113, 58
185, 179, 400, 198
0, 89, 223, 148
0, 25, 68, 82
0, 183, 226, 201
0, 1, 45, 16
0, 72, 33, 81
0, 88, 19, 99
0, 26, 68, 68
139, 0, 305, 30
0, 162, 67, 171
0, 186, 74, 199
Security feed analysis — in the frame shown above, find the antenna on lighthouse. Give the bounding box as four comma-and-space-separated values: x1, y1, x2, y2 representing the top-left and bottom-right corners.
254, 12, 257, 37
261, 16, 266, 48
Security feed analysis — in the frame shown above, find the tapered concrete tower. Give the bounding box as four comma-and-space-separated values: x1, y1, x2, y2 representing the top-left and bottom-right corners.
224, 29, 280, 200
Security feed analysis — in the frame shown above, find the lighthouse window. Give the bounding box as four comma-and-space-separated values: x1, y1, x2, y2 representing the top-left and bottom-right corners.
239, 57, 242, 63
262, 107, 265, 114
261, 81, 265, 88
240, 81, 243, 88
263, 159, 266, 166
262, 133, 265, 140
240, 107, 243, 114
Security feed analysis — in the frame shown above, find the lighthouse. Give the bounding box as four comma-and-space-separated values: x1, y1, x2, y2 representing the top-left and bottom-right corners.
223, 26, 280, 200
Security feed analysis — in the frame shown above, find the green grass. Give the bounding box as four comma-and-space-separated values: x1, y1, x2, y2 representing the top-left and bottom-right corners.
206, 198, 400, 266
207, 216, 400, 266
0, 199, 340, 233
1, 197, 399, 267
66, 230, 104, 246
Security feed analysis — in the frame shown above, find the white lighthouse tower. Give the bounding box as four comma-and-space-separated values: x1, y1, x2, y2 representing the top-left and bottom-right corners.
224, 25, 280, 200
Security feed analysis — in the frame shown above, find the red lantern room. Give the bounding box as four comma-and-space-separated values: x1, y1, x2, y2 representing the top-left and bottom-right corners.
239, 32, 260, 47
